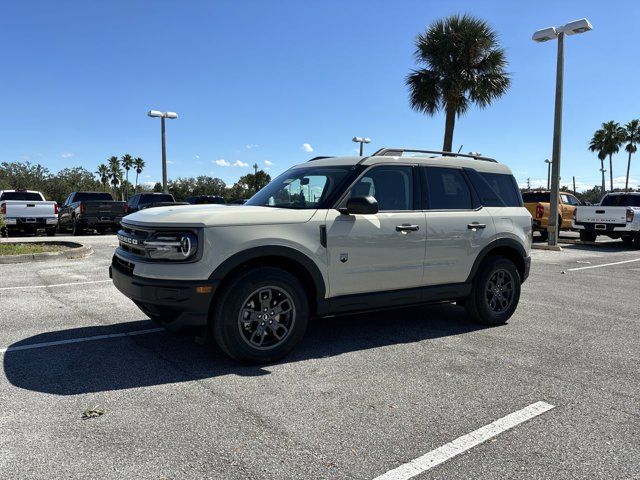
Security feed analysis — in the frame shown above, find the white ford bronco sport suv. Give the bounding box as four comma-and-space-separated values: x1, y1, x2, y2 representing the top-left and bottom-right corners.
111, 148, 532, 363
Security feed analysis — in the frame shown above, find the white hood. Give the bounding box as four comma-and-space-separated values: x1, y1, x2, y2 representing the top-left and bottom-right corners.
123, 204, 317, 228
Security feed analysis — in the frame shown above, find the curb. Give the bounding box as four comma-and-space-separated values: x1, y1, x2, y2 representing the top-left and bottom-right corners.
531, 243, 563, 251
0, 241, 93, 264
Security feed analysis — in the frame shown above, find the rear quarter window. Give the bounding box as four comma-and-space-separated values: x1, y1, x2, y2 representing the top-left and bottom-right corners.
466, 170, 523, 207
0, 191, 44, 201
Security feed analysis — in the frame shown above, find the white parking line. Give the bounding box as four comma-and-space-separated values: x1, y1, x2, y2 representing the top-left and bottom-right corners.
0, 328, 164, 354
373, 401, 555, 480
0, 279, 111, 291
567, 258, 640, 271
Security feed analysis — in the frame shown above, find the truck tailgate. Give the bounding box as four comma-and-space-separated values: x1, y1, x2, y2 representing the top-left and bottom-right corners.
575, 206, 627, 224
3, 200, 56, 218
83, 201, 126, 216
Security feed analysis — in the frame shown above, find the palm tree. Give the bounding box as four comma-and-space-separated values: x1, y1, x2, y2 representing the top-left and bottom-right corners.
121, 154, 134, 199
95, 164, 109, 192
589, 129, 608, 194
406, 14, 510, 152
623, 119, 640, 192
107, 156, 123, 199
600, 121, 625, 191
133, 157, 145, 192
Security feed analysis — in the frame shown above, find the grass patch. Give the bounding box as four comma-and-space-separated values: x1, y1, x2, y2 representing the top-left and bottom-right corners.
0, 243, 66, 256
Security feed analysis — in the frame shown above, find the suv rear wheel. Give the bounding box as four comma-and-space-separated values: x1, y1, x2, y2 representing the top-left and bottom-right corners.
465, 256, 521, 325
212, 267, 309, 364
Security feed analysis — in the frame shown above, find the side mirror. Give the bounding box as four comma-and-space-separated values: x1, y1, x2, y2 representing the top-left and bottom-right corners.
340, 195, 379, 215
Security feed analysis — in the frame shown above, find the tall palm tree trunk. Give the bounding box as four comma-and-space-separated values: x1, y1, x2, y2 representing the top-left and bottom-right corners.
600, 159, 606, 194
625, 150, 632, 192
443, 106, 456, 152
609, 154, 614, 191
135, 172, 139, 192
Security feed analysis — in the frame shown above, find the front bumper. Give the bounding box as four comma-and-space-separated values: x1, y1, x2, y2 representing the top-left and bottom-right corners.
110, 256, 216, 331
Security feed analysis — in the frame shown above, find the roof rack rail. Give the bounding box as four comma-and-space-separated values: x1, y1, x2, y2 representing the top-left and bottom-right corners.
308, 156, 334, 162
371, 148, 497, 163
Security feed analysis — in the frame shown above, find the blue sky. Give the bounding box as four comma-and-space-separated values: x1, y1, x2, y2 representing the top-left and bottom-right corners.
1, 0, 638, 190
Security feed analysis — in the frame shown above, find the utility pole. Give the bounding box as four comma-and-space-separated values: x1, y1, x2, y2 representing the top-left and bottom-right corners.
573, 176, 576, 194
526, 178, 531, 190
252, 163, 259, 194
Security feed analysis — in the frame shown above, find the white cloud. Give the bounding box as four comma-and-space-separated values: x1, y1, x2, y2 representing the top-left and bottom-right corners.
233, 160, 249, 167
215, 159, 231, 167
142, 181, 156, 187
166, 160, 174, 165
20, 154, 31, 161
264, 160, 273, 166
301, 143, 314, 153
245, 144, 259, 149
61, 152, 74, 159
194, 154, 200, 159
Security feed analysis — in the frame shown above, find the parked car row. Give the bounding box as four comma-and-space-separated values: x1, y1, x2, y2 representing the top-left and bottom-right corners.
0, 189, 213, 237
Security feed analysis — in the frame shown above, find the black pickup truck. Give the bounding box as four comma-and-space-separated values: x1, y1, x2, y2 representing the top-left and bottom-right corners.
126, 193, 188, 214
58, 192, 127, 235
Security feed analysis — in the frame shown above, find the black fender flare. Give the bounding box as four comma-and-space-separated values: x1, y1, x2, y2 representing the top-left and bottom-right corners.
465, 238, 528, 283
208, 245, 327, 302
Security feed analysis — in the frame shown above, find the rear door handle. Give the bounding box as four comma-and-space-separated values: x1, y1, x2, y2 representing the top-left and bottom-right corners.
467, 223, 486, 230
396, 224, 420, 232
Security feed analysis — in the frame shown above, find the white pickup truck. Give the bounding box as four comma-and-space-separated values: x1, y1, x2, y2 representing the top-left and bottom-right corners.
573, 192, 640, 248
0, 189, 58, 236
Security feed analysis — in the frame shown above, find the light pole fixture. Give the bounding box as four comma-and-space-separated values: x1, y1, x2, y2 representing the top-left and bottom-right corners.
533, 18, 592, 247
148, 110, 179, 193
352, 136, 371, 156
544, 159, 552, 190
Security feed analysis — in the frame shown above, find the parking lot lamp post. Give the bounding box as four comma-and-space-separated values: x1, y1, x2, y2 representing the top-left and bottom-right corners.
352, 137, 371, 156
148, 110, 178, 193
544, 159, 552, 189
533, 18, 592, 247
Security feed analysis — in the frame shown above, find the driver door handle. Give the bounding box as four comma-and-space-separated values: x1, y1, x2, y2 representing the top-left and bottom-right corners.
396, 224, 420, 232
467, 223, 486, 230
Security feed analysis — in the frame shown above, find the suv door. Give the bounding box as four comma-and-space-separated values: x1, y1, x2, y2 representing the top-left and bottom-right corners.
59, 194, 73, 227
325, 165, 426, 297
422, 166, 496, 286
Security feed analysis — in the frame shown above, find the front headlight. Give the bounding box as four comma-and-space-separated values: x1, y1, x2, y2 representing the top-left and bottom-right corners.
143, 232, 198, 261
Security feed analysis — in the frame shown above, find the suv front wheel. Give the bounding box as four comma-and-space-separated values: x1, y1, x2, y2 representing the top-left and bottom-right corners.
212, 267, 309, 364
465, 256, 521, 325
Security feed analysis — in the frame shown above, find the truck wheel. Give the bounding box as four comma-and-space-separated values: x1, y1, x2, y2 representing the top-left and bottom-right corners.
212, 267, 309, 364
539, 230, 548, 241
72, 217, 83, 236
45, 227, 56, 237
579, 231, 597, 242
633, 234, 640, 250
465, 256, 521, 326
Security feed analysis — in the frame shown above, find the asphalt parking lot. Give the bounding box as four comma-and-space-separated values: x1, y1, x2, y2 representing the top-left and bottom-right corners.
1, 233, 639, 479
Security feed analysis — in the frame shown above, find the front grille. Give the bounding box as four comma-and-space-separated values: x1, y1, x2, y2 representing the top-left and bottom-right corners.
112, 255, 135, 276
117, 225, 153, 258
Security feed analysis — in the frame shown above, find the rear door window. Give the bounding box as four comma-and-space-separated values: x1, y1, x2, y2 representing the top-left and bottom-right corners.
424, 167, 473, 210
522, 192, 550, 203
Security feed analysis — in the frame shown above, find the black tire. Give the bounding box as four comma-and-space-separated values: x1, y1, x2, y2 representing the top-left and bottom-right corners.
45, 227, 56, 237
72, 216, 83, 236
633, 234, 640, 250
621, 235, 633, 245
538, 230, 549, 242
579, 230, 597, 242
464, 256, 521, 326
212, 267, 309, 364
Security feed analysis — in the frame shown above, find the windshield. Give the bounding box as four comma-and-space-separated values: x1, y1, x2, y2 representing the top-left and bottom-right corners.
246, 166, 354, 209
0, 191, 43, 201
601, 194, 640, 207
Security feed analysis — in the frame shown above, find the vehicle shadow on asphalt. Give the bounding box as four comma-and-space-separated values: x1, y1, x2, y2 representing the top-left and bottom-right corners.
559, 242, 637, 253
3, 303, 485, 395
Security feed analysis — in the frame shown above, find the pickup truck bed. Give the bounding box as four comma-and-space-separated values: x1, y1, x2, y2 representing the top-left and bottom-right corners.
58, 192, 126, 235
